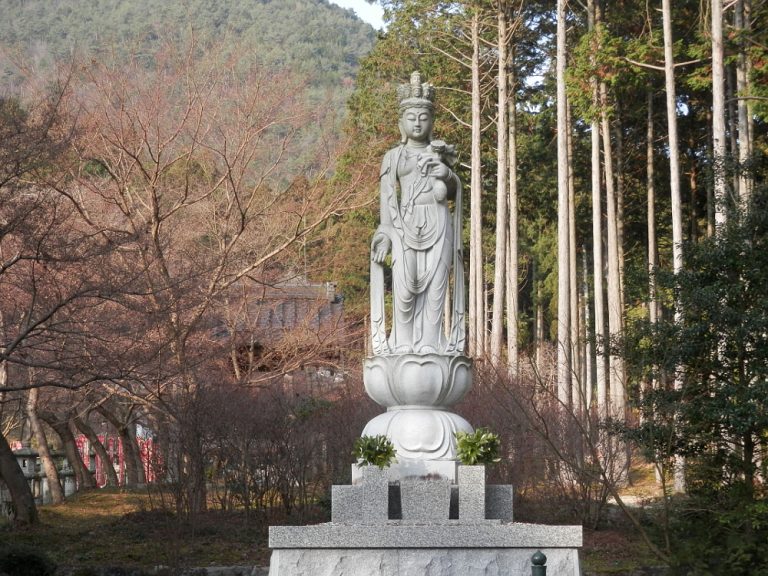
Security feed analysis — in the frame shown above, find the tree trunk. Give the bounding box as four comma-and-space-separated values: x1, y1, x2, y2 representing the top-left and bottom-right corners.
613, 118, 626, 307
662, 0, 686, 493
128, 422, 147, 485
744, 0, 755, 190
556, 0, 572, 406
727, 65, 740, 195
506, 52, 520, 375
95, 405, 143, 486
706, 109, 716, 238
600, 81, 625, 417
0, 433, 38, 525
469, 10, 484, 358
534, 262, 544, 372
689, 132, 699, 243
181, 420, 208, 515
712, 0, 727, 229
647, 90, 659, 327
589, 0, 607, 416
567, 103, 581, 407
73, 415, 119, 487
735, 0, 752, 206
582, 246, 593, 410
39, 411, 96, 490
661, 2, 683, 280
647, 89, 661, 466
26, 387, 65, 504
490, 2, 509, 366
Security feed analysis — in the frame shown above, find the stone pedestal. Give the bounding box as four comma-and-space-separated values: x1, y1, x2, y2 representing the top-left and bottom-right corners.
268, 466, 581, 575
362, 354, 474, 462
350, 458, 459, 484
458, 465, 486, 520
269, 547, 580, 576
269, 349, 581, 575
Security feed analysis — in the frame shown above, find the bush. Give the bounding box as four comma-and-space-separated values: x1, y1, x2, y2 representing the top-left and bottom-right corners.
455, 427, 501, 466
352, 434, 396, 469
665, 488, 768, 576
0, 545, 56, 576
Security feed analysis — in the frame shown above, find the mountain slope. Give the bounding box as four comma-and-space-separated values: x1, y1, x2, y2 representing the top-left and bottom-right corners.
0, 0, 376, 87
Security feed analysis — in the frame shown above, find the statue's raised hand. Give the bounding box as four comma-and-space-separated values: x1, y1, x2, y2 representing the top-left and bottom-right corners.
418, 156, 450, 182
416, 155, 451, 202
371, 231, 391, 264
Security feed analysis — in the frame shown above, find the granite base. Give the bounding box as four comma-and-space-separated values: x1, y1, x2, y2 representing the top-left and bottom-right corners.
268, 523, 582, 575
268, 546, 579, 576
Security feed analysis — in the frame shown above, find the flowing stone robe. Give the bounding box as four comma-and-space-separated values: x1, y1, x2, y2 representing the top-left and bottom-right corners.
370, 144, 465, 355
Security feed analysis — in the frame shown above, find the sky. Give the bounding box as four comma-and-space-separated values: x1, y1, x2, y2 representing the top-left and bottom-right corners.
329, 0, 386, 30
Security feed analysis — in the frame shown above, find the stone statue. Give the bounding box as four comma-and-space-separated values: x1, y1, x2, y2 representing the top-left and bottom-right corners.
362, 72, 472, 468
370, 71, 466, 356
268, 74, 583, 576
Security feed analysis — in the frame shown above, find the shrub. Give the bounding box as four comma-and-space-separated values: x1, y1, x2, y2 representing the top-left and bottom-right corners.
352, 434, 396, 469
0, 545, 56, 576
455, 427, 501, 466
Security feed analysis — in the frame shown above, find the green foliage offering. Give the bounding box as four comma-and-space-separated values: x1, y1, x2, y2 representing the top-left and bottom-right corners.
454, 428, 501, 466
352, 434, 396, 469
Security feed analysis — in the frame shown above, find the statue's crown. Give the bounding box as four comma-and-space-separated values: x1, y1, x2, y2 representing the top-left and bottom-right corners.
397, 71, 435, 111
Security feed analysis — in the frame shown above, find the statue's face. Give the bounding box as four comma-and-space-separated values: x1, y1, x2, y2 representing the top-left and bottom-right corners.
400, 107, 433, 143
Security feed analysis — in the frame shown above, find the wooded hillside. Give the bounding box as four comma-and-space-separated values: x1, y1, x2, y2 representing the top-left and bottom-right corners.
0, 0, 375, 88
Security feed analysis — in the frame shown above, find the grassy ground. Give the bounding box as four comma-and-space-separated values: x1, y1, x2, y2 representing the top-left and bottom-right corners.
0, 487, 666, 574
581, 528, 664, 574
581, 462, 668, 574
2, 489, 273, 570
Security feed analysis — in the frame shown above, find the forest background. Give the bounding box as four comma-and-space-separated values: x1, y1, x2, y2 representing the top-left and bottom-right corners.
0, 0, 767, 574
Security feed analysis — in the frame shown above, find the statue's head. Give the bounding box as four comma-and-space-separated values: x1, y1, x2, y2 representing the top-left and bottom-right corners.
398, 71, 435, 144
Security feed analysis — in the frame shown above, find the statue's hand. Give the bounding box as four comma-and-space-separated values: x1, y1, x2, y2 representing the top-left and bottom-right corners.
371, 232, 391, 264
421, 158, 451, 182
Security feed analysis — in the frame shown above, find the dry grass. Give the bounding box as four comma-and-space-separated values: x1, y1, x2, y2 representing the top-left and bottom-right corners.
582, 527, 664, 574
2, 489, 273, 570
624, 460, 665, 500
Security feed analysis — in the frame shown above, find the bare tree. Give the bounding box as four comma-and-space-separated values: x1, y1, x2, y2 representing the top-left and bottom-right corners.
72, 413, 119, 487
60, 41, 371, 514
39, 409, 96, 490
26, 386, 65, 503
0, 66, 90, 524
95, 402, 145, 486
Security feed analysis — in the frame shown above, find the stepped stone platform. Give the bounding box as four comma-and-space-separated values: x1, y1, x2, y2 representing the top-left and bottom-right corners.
268, 465, 582, 576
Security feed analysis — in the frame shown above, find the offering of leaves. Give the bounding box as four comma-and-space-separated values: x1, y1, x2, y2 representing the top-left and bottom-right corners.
455, 427, 501, 466
352, 434, 397, 469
